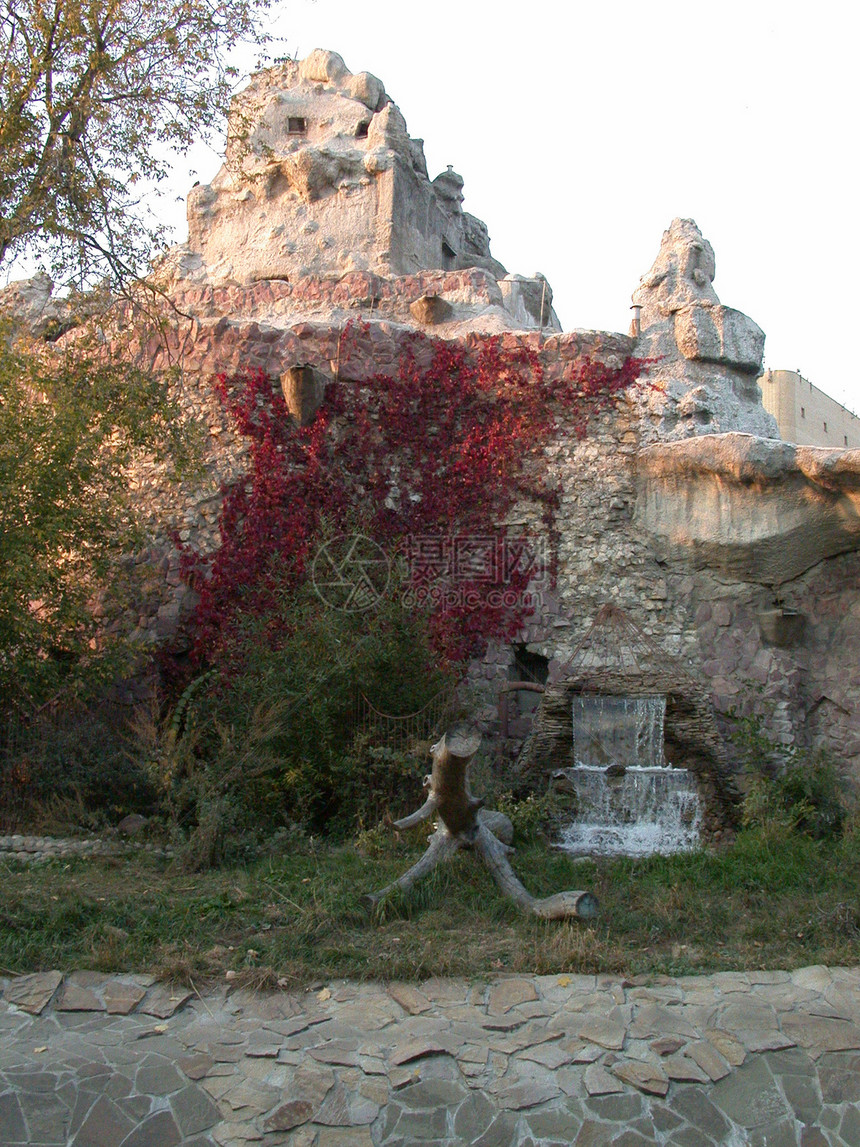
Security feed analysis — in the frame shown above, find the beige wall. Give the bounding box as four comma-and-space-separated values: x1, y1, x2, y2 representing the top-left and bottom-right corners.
759, 369, 860, 448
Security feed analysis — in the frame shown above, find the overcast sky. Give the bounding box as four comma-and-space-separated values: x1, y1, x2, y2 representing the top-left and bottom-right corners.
172, 0, 858, 412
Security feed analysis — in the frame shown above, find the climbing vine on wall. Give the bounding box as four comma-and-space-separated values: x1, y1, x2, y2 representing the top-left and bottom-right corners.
181, 327, 647, 667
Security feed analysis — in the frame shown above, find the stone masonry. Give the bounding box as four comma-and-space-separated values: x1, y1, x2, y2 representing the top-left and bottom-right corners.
7, 50, 860, 813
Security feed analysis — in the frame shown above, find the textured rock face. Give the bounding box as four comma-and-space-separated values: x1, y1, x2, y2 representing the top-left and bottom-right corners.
0, 273, 70, 338
635, 434, 860, 584
632, 219, 777, 440
175, 50, 507, 287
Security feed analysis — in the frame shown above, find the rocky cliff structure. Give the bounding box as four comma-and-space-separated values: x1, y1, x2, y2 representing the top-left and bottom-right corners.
10, 50, 860, 822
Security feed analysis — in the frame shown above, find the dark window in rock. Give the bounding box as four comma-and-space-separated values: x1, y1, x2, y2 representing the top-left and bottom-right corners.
288, 117, 307, 134
441, 239, 456, 268
845, 435, 849, 446
355, 120, 370, 139
824, 421, 828, 433
801, 407, 805, 418
509, 644, 549, 714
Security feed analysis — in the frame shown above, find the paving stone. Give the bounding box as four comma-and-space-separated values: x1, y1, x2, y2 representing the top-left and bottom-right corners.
121, 1109, 183, 1147
779, 1070, 822, 1124
818, 1054, 860, 1102
782, 1014, 860, 1056
494, 1075, 560, 1109
71, 1093, 137, 1146
5, 971, 64, 1015
669, 1086, 733, 1141
799, 1128, 829, 1147
102, 981, 148, 1016
389, 1038, 449, 1065
471, 1111, 519, 1147
138, 987, 192, 1019
610, 1059, 669, 1096
265, 1097, 314, 1131
316, 1128, 374, 1147
628, 1004, 700, 1041
522, 1104, 580, 1139
649, 1035, 685, 1056
586, 1091, 645, 1121
396, 1077, 468, 1108
649, 1102, 684, 1133
488, 977, 539, 1015
308, 1041, 359, 1067
573, 1119, 616, 1146
840, 1105, 860, 1144
222, 1080, 280, 1114
709, 1054, 791, 1128
0, 1091, 28, 1142
18, 1084, 73, 1139
791, 965, 833, 992
213, 1121, 263, 1143
452, 1090, 496, 1141
661, 1053, 710, 1082
583, 1064, 624, 1096
517, 1041, 573, 1069
135, 1062, 185, 1095
387, 983, 431, 1015
686, 1039, 731, 1081
56, 983, 105, 1013
704, 1027, 745, 1065
573, 1016, 626, 1051
384, 1103, 448, 1139
667, 1128, 717, 1147
170, 1083, 221, 1135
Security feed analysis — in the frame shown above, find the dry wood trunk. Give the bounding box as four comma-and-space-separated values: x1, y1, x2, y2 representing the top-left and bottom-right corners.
364, 725, 598, 920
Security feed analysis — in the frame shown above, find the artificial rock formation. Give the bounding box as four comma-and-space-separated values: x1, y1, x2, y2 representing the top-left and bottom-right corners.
632, 219, 777, 440
8, 51, 860, 804
636, 434, 860, 585
162, 49, 560, 333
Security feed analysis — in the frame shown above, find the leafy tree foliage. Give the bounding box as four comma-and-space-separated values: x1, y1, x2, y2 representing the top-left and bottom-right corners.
0, 321, 193, 708
0, 0, 272, 286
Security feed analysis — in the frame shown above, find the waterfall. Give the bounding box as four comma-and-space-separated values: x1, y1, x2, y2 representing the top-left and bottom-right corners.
557, 695, 702, 857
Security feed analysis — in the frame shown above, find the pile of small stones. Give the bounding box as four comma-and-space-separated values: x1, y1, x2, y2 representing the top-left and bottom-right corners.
0, 833, 173, 864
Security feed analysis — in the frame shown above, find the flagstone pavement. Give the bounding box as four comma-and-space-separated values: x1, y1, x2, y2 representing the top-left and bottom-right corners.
2, 965, 860, 1146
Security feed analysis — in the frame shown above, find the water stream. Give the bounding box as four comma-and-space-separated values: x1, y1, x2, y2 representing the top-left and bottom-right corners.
556, 695, 702, 857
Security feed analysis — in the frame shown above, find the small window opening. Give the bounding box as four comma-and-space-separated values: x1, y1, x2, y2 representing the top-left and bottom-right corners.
845, 435, 849, 446
824, 421, 828, 433
355, 120, 370, 139
509, 645, 548, 715
441, 239, 456, 268
801, 407, 805, 418
287, 116, 307, 134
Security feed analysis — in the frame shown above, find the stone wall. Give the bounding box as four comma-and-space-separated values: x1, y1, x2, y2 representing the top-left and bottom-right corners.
9, 51, 860, 821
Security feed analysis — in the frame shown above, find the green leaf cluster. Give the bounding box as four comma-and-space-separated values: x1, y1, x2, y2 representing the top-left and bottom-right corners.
0, 0, 273, 286
0, 320, 192, 708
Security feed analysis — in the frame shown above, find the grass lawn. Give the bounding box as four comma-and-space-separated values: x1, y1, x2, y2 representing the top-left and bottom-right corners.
2, 827, 858, 987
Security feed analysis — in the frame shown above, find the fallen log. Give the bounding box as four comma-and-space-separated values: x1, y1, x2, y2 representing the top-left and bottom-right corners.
363, 724, 598, 920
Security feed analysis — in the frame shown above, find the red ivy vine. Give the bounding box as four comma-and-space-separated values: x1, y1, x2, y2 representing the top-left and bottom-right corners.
181, 327, 647, 665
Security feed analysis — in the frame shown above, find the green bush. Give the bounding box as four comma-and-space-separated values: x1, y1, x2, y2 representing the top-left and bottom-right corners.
0, 707, 155, 830
147, 585, 456, 863
731, 714, 848, 840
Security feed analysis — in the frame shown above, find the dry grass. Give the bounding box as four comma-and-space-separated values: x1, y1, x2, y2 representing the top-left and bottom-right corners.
2, 827, 859, 986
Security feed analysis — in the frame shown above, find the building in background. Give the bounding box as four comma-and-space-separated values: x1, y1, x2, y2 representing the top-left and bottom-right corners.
759, 369, 860, 448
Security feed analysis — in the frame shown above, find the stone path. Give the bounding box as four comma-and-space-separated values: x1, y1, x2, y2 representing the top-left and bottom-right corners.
2, 966, 860, 1145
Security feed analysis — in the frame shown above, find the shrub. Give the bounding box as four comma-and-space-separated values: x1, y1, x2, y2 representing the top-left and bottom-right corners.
732, 714, 848, 840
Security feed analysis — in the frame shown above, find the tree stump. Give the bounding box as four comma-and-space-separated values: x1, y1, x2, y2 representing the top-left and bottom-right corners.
363, 725, 599, 920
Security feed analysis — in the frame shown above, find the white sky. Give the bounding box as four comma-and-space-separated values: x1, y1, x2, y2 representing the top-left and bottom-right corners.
167, 0, 859, 411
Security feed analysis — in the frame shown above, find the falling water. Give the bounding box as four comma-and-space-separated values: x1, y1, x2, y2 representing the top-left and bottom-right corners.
557, 695, 702, 857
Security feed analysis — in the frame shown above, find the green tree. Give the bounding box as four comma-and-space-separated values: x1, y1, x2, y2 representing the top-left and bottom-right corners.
0, 0, 273, 287
0, 321, 194, 709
